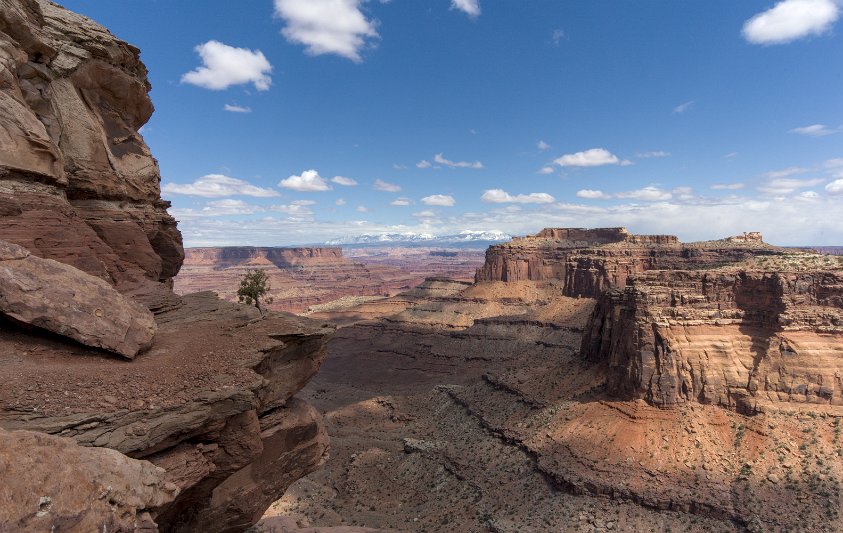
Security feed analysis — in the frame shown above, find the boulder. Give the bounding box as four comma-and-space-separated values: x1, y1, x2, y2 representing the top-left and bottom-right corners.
0, 239, 156, 358
0, 428, 178, 532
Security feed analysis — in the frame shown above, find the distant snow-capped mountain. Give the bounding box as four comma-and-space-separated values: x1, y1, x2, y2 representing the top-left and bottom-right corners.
325, 230, 511, 246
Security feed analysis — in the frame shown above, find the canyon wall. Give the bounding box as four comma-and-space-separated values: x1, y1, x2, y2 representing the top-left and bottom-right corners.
184, 247, 345, 268
0, 0, 183, 312
581, 268, 843, 412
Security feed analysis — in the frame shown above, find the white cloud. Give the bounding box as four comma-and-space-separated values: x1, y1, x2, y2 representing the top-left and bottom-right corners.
391, 197, 412, 206
538, 140, 550, 151
551, 29, 565, 45
181, 41, 272, 91
416, 160, 432, 169
331, 176, 358, 186
762, 166, 810, 179
742, 0, 839, 45
421, 194, 456, 206
279, 169, 332, 192
433, 153, 484, 169
373, 179, 401, 192
673, 100, 695, 114
725, 152, 739, 159
170, 199, 266, 219
413, 210, 437, 218
224, 104, 252, 113
758, 177, 825, 195
163, 174, 279, 198
615, 186, 673, 201
576, 189, 611, 200
711, 183, 745, 190
554, 148, 629, 167
826, 179, 843, 195
538, 166, 555, 175
271, 202, 315, 217
451, 0, 481, 18
789, 124, 840, 137
393, 164, 408, 170
636, 151, 670, 158
335, 198, 347, 205
481, 189, 555, 204
356, 205, 369, 213
292, 199, 316, 206
273, 0, 378, 62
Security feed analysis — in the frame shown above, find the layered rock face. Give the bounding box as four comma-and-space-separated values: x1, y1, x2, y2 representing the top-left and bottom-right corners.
0, 0, 183, 312
185, 247, 345, 269
581, 268, 843, 412
475, 227, 775, 297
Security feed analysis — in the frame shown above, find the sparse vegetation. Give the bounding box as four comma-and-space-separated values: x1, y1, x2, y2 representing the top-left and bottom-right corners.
237, 269, 273, 312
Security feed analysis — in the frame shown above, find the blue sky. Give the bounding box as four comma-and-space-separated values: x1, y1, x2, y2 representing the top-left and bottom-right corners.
61, 0, 843, 246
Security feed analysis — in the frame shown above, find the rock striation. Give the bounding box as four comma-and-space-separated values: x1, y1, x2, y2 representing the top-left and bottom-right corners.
581, 267, 843, 412
0, 239, 156, 358
185, 247, 345, 269
0, 0, 183, 313
475, 227, 777, 297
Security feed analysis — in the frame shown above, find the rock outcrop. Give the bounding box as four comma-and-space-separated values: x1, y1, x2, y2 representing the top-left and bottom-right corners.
475, 227, 778, 297
0, 428, 178, 532
184, 247, 345, 269
0, 0, 183, 313
0, 239, 156, 358
581, 267, 843, 412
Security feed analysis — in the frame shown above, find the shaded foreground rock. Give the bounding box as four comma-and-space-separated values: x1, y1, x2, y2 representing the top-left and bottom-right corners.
0, 428, 178, 532
0, 293, 332, 532
0, 239, 156, 358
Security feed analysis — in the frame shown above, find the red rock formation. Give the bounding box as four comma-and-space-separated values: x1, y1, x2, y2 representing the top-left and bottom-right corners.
185, 247, 345, 269
0, 0, 183, 312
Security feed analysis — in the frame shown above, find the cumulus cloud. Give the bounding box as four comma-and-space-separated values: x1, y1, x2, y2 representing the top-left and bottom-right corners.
481, 189, 555, 204
181, 41, 272, 91
576, 189, 612, 200
416, 160, 432, 169
224, 104, 252, 113
373, 179, 401, 192
554, 148, 629, 167
789, 124, 840, 137
538, 140, 550, 151
421, 194, 456, 206
742, 0, 839, 45
331, 176, 358, 186
673, 100, 695, 114
538, 166, 555, 175
279, 169, 332, 191
163, 174, 279, 198
274, 0, 378, 62
451, 0, 481, 18
432, 153, 484, 169
615, 186, 673, 201
826, 179, 843, 195
711, 183, 745, 190
391, 197, 412, 206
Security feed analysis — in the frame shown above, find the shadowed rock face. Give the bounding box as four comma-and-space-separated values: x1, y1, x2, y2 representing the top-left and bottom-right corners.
0, 0, 183, 312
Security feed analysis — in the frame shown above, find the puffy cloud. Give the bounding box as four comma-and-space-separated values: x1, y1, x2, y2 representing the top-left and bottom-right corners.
391, 197, 412, 206
537, 140, 550, 151
481, 189, 555, 204
416, 160, 432, 169
554, 148, 629, 167
711, 183, 745, 190
742, 0, 839, 45
273, 0, 378, 62
335, 198, 347, 205
279, 169, 332, 191
825, 179, 843, 195
331, 176, 358, 186
356, 205, 369, 212
673, 101, 695, 114
789, 124, 840, 137
224, 104, 252, 113
373, 179, 401, 192
170, 199, 265, 219
421, 194, 456, 206
181, 41, 272, 91
451, 0, 480, 18
538, 166, 555, 175
576, 189, 611, 200
615, 186, 673, 202
163, 174, 279, 198
432, 153, 484, 169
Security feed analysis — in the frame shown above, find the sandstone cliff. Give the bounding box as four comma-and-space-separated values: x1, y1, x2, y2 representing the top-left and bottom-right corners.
185, 247, 345, 269
0, 0, 183, 313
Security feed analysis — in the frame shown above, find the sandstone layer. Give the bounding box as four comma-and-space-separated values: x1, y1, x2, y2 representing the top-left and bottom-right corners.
0, 239, 156, 358
0, 0, 183, 313
0, 428, 178, 532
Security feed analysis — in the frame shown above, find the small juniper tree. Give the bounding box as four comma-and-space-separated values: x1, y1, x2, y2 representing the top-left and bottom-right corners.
237, 269, 273, 312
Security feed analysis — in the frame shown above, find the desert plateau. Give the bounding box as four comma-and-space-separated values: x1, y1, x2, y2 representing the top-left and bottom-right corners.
2, 0, 843, 532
